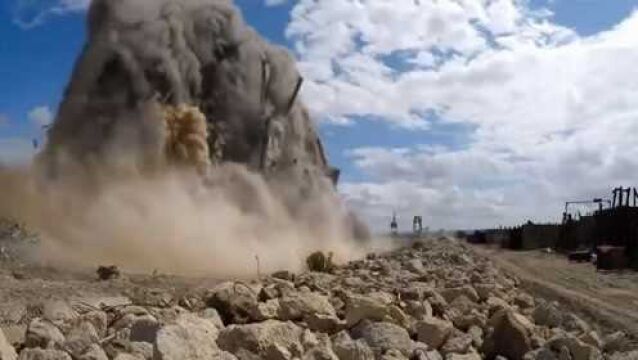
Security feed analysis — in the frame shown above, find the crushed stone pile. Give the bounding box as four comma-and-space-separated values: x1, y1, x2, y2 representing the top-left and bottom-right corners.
1, 238, 636, 360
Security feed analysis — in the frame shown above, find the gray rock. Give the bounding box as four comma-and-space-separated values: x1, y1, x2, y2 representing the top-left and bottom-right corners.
603, 332, 628, 353
25, 318, 65, 348
18, 348, 72, 360
1, 328, 17, 360
351, 321, 414, 357
533, 302, 562, 328
278, 293, 335, 321
514, 293, 535, 309
153, 314, 223, 360
562, 314, 590, 335
445, 353, 481, 360
129, 342, 153, 360
609, 350, 638, 360
0, 303, 27, 325
483, 311, 532, 360
406, 260, 425, 274
345, 294, 408, 328
413, 349, 443, 360
441, 333, 473, 355
416, 317, 454, 349
304, 313, 345, 334
77, 344, 108, 360
113, 354, 144, 360
200, 308, 225, 329
404, 301, 433, 320
524, 348, 558, 360
80, 311, 108, 338
331, 331, 374, 360
547, 334, 602, 360
579, 331, 602, 349
42, 301, 78, 325
130, 317, 160, 343
63, 321, 99, 357
439, 287, 479, 304
217, 320, 304, 359
1, 325, 26, 348
249, 300, 280, 322
206, 282, 259, 325
381, 349, 409, 359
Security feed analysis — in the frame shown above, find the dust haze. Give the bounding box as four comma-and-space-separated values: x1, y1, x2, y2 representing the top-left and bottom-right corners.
0, 0, 383, 277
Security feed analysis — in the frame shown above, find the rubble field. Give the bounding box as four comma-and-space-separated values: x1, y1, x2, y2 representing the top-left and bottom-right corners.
474, 245, 638, 341
2, 237, 638, 360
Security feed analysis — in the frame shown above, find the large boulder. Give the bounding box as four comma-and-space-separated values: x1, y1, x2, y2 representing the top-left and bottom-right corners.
483, 311, 532, 360
532, 302, 562, 328
345, 294, 408, 327
416, 317, 454, 349
207, 282, 260, 325
331, 331, 374, 360
25, 319, 65, 349
350, 321, 414, 357
1, 328, 17, 360
63, 321, 100, 357
547, 334, 603, 360
278, 293, 335, 321
217, 320, 305, 359
153, 314, 225, 360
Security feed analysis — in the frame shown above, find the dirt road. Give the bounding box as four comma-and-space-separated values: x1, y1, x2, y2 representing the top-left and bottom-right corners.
474, 245, 638, 340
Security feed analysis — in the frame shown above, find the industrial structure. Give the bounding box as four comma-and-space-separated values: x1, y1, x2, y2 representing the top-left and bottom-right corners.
465, 187, 638, 270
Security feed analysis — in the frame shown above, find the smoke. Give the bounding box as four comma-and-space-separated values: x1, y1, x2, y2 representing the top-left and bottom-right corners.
0, 0, 380, 276
0, 162, 371, 277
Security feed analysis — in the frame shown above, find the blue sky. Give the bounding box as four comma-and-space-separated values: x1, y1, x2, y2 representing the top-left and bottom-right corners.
1, 0, 638, 230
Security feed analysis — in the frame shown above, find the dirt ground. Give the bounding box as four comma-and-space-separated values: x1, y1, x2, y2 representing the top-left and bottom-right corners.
473, 244, 638, 340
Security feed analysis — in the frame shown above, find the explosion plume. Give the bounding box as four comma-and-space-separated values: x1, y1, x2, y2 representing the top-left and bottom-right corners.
0, 0, 373, 276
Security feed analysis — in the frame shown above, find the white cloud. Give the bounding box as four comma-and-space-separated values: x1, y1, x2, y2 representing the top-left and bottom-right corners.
13, 0, 90, 29
285, 1, 638, 230
0, 138, 36, 166
28, 106, 54, 128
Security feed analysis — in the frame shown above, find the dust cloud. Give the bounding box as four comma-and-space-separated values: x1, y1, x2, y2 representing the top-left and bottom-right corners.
0, 0, 385, 277
0, 156, 379, 277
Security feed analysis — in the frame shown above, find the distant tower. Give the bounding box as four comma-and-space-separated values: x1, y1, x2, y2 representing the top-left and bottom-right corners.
390, 212, 398, 235
413, 216, 423, 234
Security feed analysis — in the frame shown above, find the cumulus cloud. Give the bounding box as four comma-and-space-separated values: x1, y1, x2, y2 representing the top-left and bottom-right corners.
28, 105, 53, 127
284, 0, 638, 230
13, 0, 90, 28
